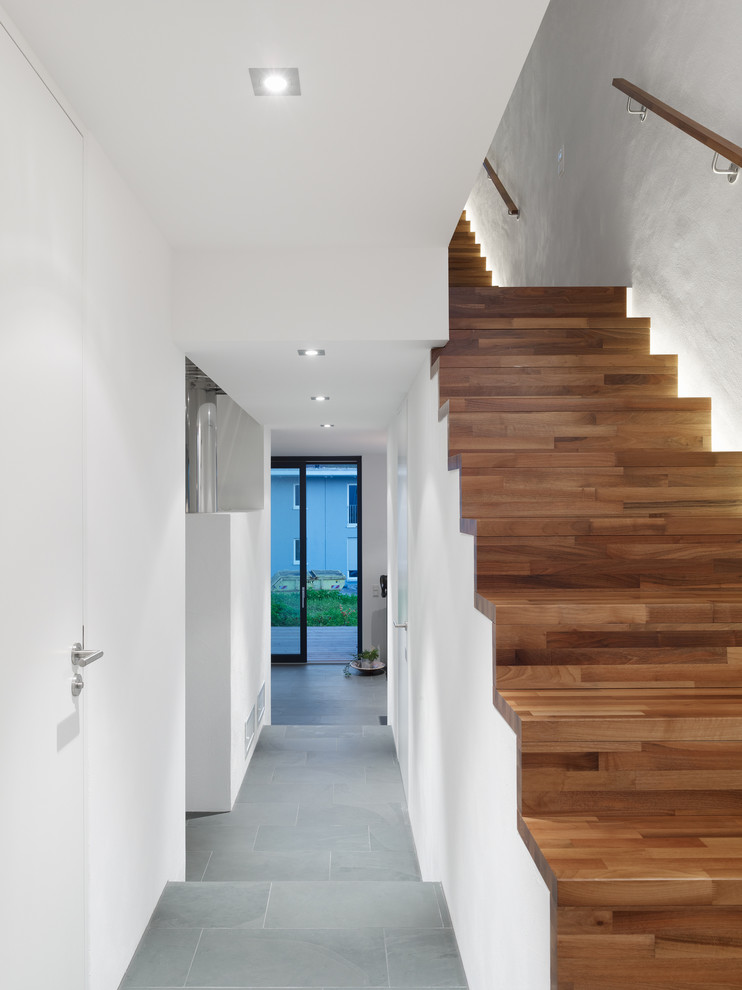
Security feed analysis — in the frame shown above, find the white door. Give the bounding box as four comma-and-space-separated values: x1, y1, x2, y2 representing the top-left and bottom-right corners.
0, 24, 86, 989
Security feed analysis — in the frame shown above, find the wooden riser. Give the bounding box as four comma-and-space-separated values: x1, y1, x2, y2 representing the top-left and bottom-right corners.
502, 665, 742, 689
475, 516, 742, 537
449, 271, 493, 287
449, 285, 628, 319
525, 790, 742, 815
456, 450, 742, 471
466, 495, 742, 516
442, 379, 678, 398
436, 348, 669, 367
450, 431, 712, 455
461, 466, 742, 487
497, 627, 742, 652
442, 331, 651, 355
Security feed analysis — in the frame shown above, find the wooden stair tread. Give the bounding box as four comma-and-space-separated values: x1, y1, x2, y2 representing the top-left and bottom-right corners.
527, 815, 742, 882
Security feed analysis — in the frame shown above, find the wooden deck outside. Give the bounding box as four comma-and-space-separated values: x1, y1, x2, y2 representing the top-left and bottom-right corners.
271, 626, 358, 662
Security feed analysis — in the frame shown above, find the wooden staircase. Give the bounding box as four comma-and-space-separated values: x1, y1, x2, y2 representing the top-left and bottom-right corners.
438, 214, 742, 990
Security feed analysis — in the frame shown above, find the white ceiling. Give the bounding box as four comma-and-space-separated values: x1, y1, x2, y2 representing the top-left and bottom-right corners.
3, 0, 548, 451
189, 339, 433, 454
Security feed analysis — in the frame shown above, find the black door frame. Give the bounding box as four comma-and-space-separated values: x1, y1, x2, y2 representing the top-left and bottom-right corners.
271, 455, 362, 664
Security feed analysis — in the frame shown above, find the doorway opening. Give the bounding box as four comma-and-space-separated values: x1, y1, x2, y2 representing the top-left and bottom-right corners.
271, 457, 362, 663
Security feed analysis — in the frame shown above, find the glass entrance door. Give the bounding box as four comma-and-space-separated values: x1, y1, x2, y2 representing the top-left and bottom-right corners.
271, 458, 361, 663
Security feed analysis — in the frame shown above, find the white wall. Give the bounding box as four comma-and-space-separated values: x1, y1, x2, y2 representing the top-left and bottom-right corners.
230, 439, 272, 793
0, 19, 86, 988
82, 136, 186, 990
389, 358, 552, 990
361, 453, 387, 660
467, 0, 742, 450
186, 442, 272, 812
186, 514, 232, 809
0, 12, 186, 988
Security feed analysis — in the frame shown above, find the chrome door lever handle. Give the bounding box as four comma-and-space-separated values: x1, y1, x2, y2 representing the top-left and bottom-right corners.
393, 621, 407, 629
71, 642, 104, 667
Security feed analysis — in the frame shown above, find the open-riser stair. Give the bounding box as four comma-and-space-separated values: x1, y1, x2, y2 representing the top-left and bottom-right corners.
437, 214, 742, 989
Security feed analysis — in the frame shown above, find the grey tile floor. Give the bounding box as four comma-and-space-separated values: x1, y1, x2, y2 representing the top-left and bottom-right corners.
270, 663, 388, 725
119, 671, 467, 989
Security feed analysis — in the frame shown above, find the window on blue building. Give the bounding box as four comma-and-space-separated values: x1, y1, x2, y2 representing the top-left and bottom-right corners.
347, 483, 357, 526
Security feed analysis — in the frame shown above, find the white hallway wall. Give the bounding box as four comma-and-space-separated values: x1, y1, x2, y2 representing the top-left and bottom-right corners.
185, 441, 271, 814
388, 359, 552, 990
467, 0, 742, 450
0, 11, 186, 990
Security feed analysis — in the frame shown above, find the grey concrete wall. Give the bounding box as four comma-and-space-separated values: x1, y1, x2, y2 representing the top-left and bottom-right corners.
467, 0, 742, 449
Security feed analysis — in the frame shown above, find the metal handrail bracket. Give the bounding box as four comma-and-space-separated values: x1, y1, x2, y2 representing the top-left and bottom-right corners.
626, 96, 647, 121
712, 152, 739, 184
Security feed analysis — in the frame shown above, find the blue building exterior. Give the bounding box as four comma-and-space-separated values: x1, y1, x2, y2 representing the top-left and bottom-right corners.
271, 464, 358, 584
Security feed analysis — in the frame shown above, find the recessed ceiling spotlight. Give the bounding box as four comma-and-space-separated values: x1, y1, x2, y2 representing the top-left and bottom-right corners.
249, 67, 301, 97
320, 423, 334, 429
297, 348, 325, 357
311, 395, 330, 402
264, 74, 288, 94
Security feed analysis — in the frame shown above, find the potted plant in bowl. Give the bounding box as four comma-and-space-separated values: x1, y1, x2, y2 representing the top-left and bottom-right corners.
344, 646, 385, 676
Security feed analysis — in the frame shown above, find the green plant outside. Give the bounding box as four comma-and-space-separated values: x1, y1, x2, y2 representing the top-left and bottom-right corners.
271, 589, 358, 627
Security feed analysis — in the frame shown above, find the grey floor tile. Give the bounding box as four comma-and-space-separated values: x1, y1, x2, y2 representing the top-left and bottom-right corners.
119, 928, 201, 988
339, 737, 398, 759
185, 849, 212, 881
236, 781, 335, 804
185, 928, 389, 987
202, 849, 331, 881
285, 725, 363, 738
265, 881, 442, 929
253, 735, 340, 753
248, 750, 308, 768
331, 850, 421, 882
149, 882, 270, 930
365, 765, 404, 785
187, 803, 298, 828
272, 764, 365, 786
306, 749, 398, 769
186, 824, 258, 852
385, 929, 468, 988
334, 781, 407, 806
369, 824, 418, 854
254, 823, 370, 853
299, 801, 408, 828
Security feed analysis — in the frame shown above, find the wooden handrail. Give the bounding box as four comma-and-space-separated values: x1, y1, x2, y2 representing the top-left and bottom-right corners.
483, 158, 519, 217
612, 77, 742, 169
